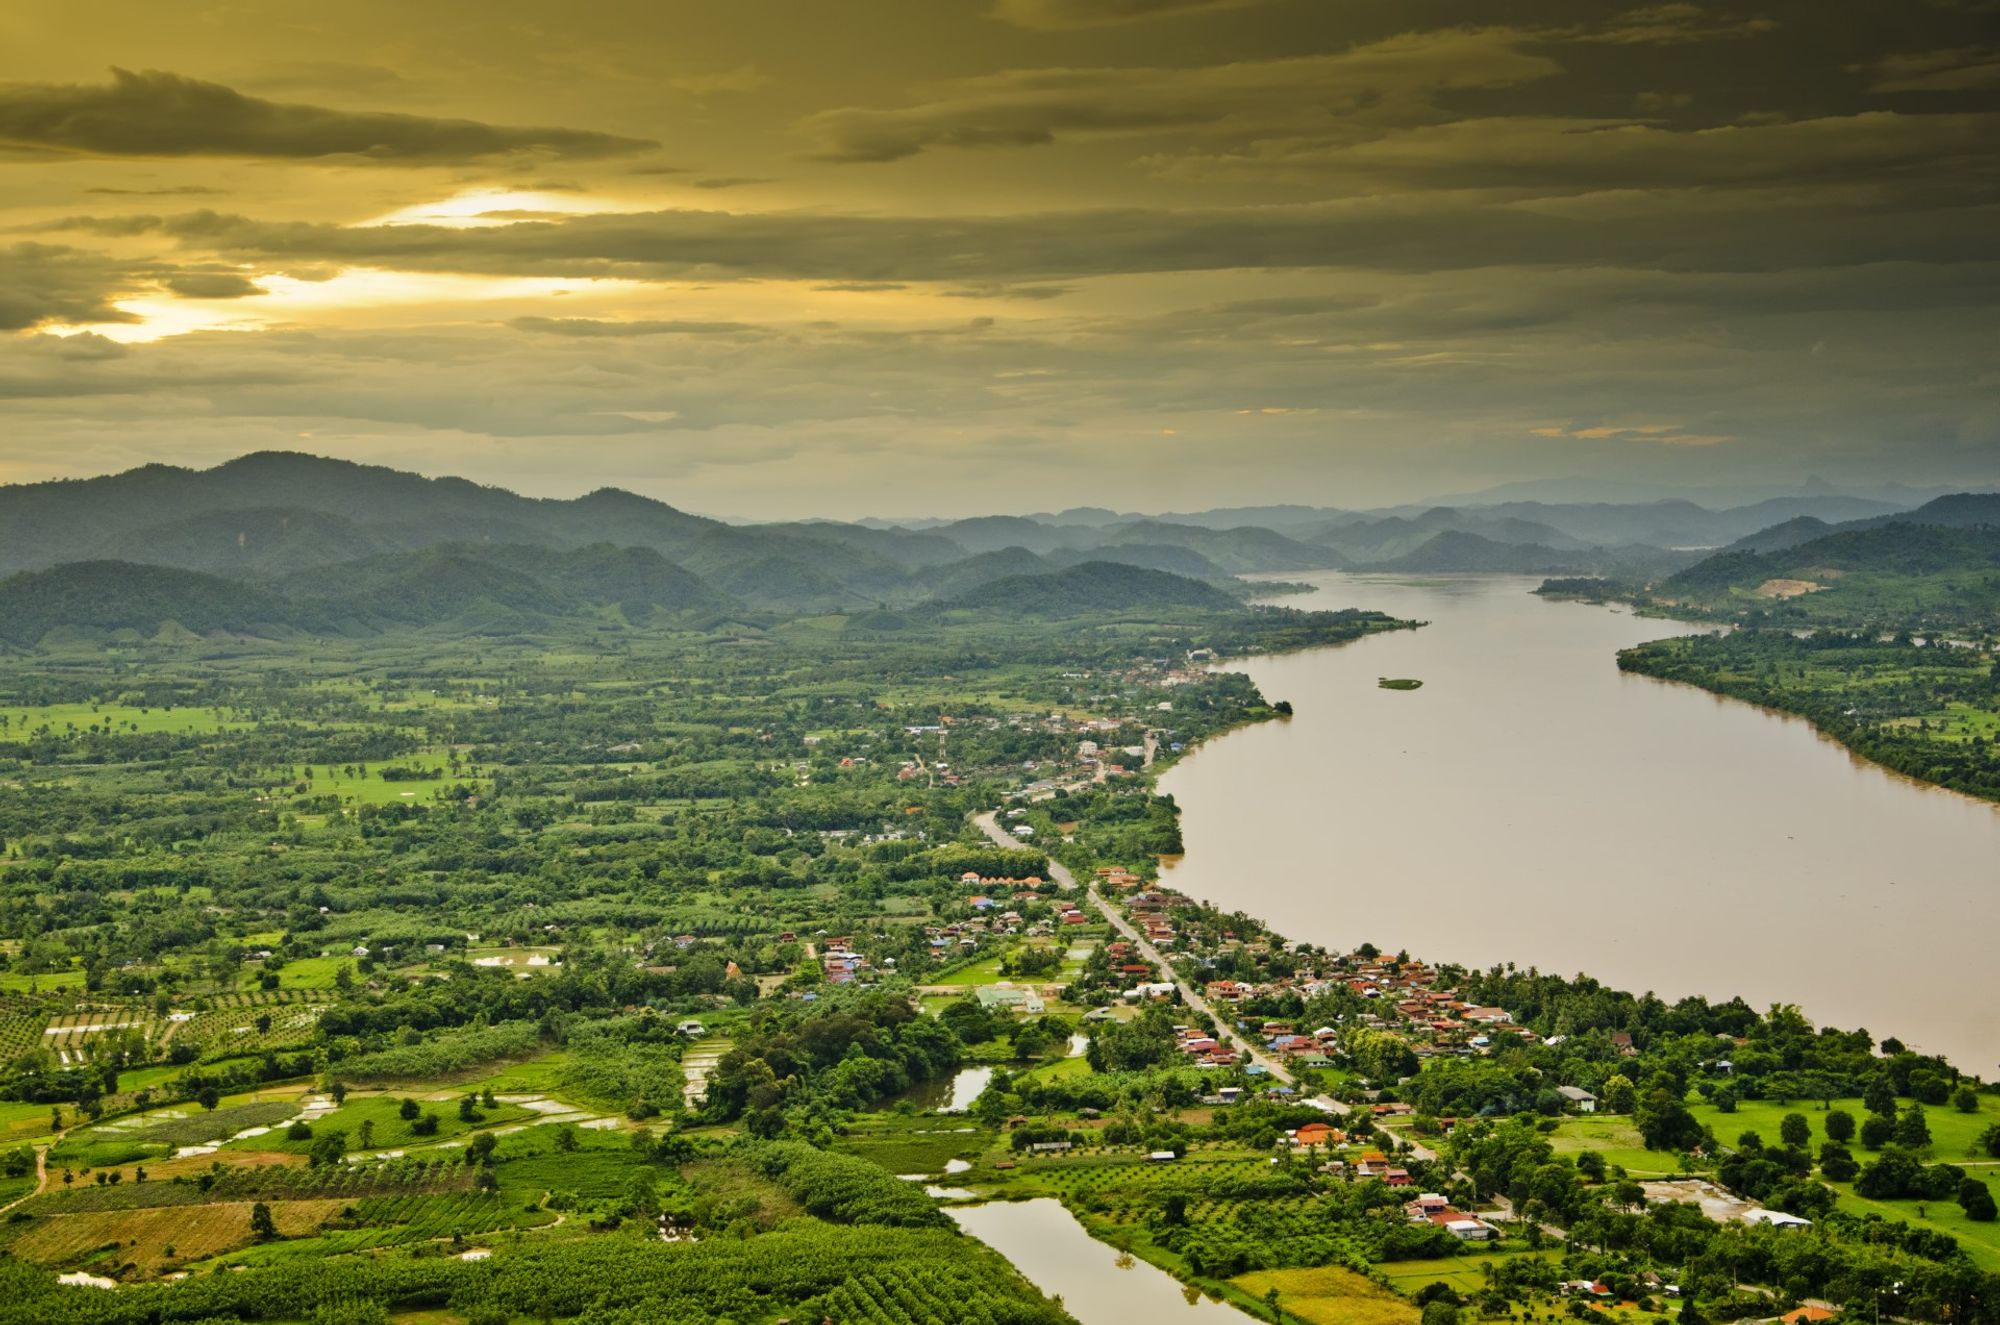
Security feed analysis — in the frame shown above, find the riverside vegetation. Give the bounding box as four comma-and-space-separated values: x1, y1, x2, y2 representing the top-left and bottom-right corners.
1540, 495, 2000, 803
0, 455, 1992, 1325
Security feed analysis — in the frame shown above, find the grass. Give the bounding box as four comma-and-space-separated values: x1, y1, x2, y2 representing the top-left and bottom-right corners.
1377, 1251, 1547, 1297
450, 1050, 577, 1097
0, 702, 234, 738
837, 1115, 996, 1174
1688, 1094, 2000, 1162
227, 1092, 533, 1155
0, 1099, 58, 1142
244, 955, 351, 991
1827, 1170, 2000, 1272
277, 750, 481, 808
929, 955, 1010, 988
1234, 1265, 1420, 1325
0, 969, 83, 994
1547, 1116, 1681, 1177
1685, 1094, 2000, 1270
1020, 1054, 1094, 1083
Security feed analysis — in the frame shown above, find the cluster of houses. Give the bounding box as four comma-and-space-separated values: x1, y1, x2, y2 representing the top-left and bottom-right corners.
1404, 1191, 1498, 1241
1125, 891, 1183, 948
818, 937, 872, 986
1167, 944, 1553, 1063
1093, 865, 1146, 890
1171, 1023, 1242, 1067
957, 872, 1090, 934
1256, 1022, 1340, 1071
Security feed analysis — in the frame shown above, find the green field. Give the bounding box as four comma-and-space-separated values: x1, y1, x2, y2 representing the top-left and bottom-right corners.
1547, 1115, 1683, 1176
1688, 1094, 2000, 1162
1688, 1094, 2000, 1268
0, 702, 235, 737
224, 1091, 537, 1155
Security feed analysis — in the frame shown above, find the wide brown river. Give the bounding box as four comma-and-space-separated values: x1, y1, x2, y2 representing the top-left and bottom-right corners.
1158, 572, 2000, 1074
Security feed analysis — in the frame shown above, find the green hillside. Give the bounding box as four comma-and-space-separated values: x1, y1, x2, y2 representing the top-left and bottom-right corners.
941, 561, 1240, 617
0, 561, 289, 646
0, 543, 732, 648
1656, 523, 2000, 627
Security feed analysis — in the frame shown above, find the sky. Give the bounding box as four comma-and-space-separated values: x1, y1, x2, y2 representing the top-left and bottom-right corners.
2, 0, 1997, 518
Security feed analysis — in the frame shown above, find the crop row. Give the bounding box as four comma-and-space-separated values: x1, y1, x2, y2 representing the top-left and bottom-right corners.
809, 1266, 1063, 1325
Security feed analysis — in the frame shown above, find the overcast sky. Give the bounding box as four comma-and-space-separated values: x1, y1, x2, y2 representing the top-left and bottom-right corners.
2, 0, 1996, 517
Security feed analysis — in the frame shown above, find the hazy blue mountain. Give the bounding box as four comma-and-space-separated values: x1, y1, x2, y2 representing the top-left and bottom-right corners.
1043, 543, 1234, 581
929, 516, 1077, 555
1092, 521, 1342, 573
1721, 516, 1834, 554
918, 547, 1053, 598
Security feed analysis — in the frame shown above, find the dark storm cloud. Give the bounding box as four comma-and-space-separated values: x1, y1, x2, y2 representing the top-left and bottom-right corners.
0, 243, 138, 330
85, 184, 226, 196
803, 34, 1559, 161
0, 68, 656, 163
161, 271, 263, 298
989, 0, 1268, 30
1149, 110, 2000, 193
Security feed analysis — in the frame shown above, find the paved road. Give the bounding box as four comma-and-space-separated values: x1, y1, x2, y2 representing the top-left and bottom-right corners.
972, 810, 1304, 1089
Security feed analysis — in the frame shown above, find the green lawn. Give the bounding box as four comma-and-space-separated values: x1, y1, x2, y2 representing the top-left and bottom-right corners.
279, 750, 481, 807
451, 1050, 577, 1097
243, 955, 351, 991
0, 969, 83, 994
929, 955, 1009, 988
1826, 1169, 2000, 1272
1234, 1264, 1420, 1325
1547, 1116, 1682, 1176
1377, 1250, 1549, 1297
1688, 1094, 2000, 1162
0, 702, 234, 737
1687, 1094, 2000, 1270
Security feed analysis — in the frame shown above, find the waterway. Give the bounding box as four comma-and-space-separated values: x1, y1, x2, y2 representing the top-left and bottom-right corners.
948, 1199, 1257, 1322
1157, 572, 2000, 1072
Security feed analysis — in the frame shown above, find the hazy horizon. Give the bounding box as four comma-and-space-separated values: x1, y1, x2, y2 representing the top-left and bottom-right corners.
1, 446, 1987, 526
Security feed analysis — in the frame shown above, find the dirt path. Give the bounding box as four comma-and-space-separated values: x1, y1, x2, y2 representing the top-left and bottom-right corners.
0, 1145, 48, 1215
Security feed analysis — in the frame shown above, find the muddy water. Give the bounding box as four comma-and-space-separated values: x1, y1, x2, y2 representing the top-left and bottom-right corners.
1159, 572, 2000, 1072
948, 1199, 1257, 1321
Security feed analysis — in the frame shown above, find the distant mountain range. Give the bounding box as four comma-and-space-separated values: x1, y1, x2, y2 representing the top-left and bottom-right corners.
0, 452, 1991, 648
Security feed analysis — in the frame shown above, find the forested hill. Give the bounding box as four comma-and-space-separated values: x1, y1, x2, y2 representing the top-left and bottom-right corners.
0, 544, 732, 647
941, 561, 1241, 617
0, 561, 287, 646
1655, 522, 2000, 626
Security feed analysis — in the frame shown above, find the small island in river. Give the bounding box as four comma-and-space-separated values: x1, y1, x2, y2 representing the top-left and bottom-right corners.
1377, 676, 1423, 690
